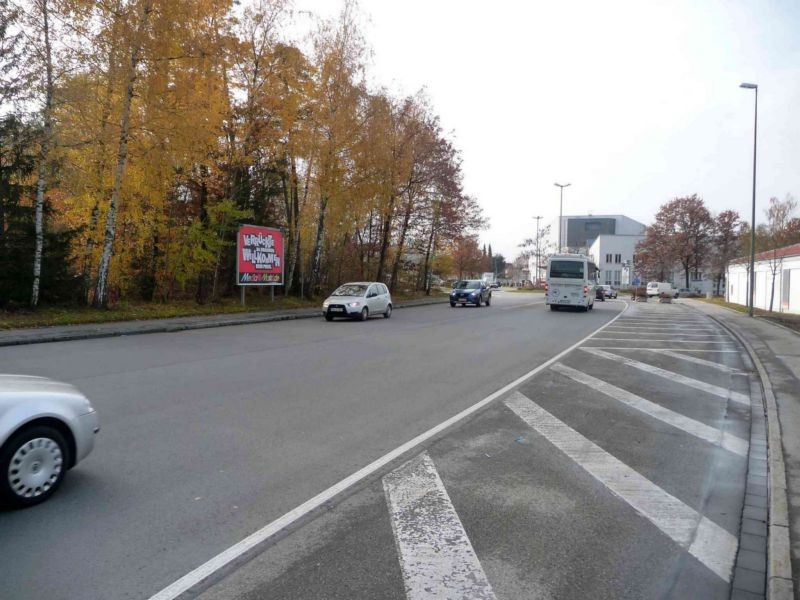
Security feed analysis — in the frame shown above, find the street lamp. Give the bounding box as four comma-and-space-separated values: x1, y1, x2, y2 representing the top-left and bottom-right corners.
554, 182, 571, 252
740, 82, 757, 317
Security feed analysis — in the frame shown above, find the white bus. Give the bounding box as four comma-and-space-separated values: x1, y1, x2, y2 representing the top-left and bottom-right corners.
545, 254, 599, 311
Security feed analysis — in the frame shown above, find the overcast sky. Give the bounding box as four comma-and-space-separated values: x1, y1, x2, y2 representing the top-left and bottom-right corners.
294, 0, 800, 260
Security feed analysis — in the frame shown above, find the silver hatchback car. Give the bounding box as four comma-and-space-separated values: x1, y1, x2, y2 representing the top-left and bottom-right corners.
0, 374, 99, 508
322, 282, 393, 321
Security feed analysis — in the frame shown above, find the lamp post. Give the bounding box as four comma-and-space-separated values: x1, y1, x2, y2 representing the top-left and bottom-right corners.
533, 215, 542, 283
740, 82, 757, 317
554, 183, 571, 252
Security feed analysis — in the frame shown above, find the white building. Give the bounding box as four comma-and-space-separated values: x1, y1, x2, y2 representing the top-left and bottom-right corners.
664, 267, 717, 295
556, 214, 646, 255
727, 243, 800, 313
588, 234, 644, 287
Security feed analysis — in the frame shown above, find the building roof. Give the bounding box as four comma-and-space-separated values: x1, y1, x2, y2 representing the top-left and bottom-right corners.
731, 242, 800, 264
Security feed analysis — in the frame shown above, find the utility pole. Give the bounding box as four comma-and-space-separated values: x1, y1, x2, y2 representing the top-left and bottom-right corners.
739, 82, 758, 317
554, 183, 571, 252
533, 215, 543, 283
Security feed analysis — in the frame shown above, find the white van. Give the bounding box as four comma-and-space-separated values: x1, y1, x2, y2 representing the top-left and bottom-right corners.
646, 281, 677, 298
546, 254, 598, 311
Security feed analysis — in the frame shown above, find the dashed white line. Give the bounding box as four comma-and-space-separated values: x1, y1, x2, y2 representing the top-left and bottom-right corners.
590, 338, 734, 344
505, 392, 738, 582
383, 452, 496, 600
579, 348, 750, 406
550, 363, 748, 457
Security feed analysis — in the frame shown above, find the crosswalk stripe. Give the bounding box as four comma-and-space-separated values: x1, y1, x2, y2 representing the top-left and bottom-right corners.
505, 392, 738, 581
550, 363, 748, 457
599, 332, 728, 337
383, 452, 496, 600
579, 348, 750, 406
644, 349, 744, 374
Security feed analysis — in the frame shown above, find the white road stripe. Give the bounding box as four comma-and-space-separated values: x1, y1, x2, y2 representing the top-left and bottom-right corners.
147, 303, 630, 600
590, 338, 734, 343
586, 347, 739, 353
505, 392, 738, 581
645, 349, 744, 374
606, 326, 720, 332
550, 363, 748, 457
598, 332, 729, 338
579, 348, 750, 406
383, 453, 496, 600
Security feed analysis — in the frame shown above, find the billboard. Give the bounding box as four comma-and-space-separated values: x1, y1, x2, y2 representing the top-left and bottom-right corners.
237, 225, 284, 286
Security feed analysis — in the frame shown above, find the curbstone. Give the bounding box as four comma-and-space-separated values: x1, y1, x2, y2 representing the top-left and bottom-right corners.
688, 304, 795, 600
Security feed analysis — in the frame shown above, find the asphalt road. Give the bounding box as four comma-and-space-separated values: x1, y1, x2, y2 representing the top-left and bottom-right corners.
0, 290, 628, 600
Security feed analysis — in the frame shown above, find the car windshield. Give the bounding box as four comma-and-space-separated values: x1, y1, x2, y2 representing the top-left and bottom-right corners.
455, 280, 481, 289
331, 284, 368, 296
549, 260, 585, 279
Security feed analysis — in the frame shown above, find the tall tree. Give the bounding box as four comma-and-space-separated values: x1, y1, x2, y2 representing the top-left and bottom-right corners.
760, 195, 799, 311
709, 210, 743, 295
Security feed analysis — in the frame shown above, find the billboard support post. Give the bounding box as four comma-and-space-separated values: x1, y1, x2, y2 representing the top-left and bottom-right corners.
240, 286, 245, 307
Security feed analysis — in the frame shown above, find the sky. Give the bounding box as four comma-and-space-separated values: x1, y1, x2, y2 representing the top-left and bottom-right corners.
293, 0, 800, 260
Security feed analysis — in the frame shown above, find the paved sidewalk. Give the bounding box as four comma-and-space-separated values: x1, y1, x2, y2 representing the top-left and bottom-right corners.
688, 300, 800, 598
0, 297, 448, 347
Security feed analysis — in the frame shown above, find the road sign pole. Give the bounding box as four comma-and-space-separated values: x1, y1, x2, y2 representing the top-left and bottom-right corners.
241, 286, 245, 307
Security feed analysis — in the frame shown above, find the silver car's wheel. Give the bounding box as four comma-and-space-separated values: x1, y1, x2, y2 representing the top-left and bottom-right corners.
9, 437, 63, 499
1, 425, 68, 508
383, 304, 392, 318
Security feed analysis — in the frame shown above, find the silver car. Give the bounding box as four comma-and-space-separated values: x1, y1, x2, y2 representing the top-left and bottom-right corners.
322, 282, 393, 321
0, 374, 99, 508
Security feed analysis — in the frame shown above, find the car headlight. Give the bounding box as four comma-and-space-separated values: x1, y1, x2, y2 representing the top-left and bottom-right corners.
322, 301, 330, 308
470, 291, 479, 296
347, 301, 361, 307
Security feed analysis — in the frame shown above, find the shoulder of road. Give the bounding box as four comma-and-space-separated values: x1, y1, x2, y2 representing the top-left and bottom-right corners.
0, 297, 450, 347
686, 299, 799, 599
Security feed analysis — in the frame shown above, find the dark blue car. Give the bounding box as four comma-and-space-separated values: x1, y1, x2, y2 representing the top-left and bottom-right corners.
450, 280, 492, 307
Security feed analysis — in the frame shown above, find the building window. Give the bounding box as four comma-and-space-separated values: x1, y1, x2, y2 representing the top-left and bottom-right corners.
615, 254, 622, 263
692, 270, 702, 281
605, 270, 612, 285
605, 253, 612, 263
614, 270, 621, 286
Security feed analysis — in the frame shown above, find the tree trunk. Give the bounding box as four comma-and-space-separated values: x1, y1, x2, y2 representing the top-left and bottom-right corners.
389, 194, 413, 292
31, 0, 54, 307
93, 0, 152, 308
309, 196, 328, 295
375, 194, 395, 282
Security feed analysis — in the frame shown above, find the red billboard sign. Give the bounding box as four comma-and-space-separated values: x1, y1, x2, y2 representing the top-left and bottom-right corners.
237, 225, 284, 286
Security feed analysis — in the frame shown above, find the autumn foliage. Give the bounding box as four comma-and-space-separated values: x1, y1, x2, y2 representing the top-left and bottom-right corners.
0, 0, 484, 308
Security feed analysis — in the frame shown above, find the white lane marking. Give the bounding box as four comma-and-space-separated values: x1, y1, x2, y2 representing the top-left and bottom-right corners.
550, 363, 748, 457
585, 347, 739, 353
605, 327, 721, 333
383, 453, 496, 600
579, 348, 750, 406
645, 349, 744, 374
147, 305, 630, 600
598, 332, 729, 338
504, 392, 737, 582
590, 338, 734, 343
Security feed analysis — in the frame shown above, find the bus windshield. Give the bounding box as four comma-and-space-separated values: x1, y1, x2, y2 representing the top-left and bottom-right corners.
549, 260, 585, 279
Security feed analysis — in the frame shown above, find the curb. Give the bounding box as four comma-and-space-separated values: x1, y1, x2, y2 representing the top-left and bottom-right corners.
696, 308, 795, 600
0, 298, 449, 348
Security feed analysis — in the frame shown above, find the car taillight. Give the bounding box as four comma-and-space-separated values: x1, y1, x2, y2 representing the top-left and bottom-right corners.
583, 285, 589, 294
544, 283, 548, 291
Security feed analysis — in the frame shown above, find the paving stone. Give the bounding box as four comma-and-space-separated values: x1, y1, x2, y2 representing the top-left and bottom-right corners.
745, 494, 768, 509
741, 518, 767, 537
736, 549, 767, 573
732, 567, 766, 594
739, 532, 767, 553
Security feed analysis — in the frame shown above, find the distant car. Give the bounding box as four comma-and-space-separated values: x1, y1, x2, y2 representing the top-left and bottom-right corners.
322, 282, 393, 321
450, 280, 492, 307
0, 374, 99, 508
600, 285, 617, 299
647, 281, 677, 298
490, 282, 501, 289
595, 286, 606, 301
